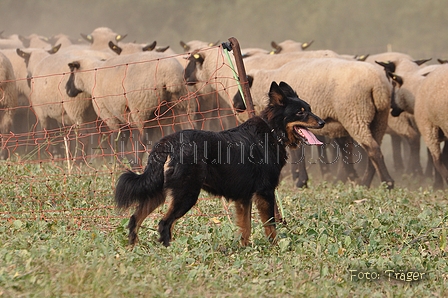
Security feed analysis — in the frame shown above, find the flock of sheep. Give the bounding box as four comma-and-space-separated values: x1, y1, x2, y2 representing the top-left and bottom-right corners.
0, 26, 447, 189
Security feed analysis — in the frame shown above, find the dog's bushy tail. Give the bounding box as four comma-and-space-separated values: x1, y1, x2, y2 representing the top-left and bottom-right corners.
114, 150, 168, 210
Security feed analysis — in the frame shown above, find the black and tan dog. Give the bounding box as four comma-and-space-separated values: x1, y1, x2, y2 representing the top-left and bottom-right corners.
115, 81, 324, 247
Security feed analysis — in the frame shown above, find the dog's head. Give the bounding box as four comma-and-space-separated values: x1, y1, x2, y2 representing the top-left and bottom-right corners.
261, 81, 325, 148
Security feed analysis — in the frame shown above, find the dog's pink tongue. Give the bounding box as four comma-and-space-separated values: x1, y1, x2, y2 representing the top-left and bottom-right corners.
301, 128, 323, 145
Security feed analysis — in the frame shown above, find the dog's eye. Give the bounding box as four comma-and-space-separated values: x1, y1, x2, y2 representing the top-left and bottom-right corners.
296, 108, 306, 116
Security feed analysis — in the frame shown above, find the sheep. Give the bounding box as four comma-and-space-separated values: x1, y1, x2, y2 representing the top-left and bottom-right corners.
65, 51, 189, 166
233, 58, 395, 189
0, 33, 23, 49
48, 33, 85, 48
414, 65, 448, 188
108, 40, 176, 56
0, 51, 18, 159
1, 45, 61, 139
80, 27, 127, 52
242, 50, 341, 73
270, 40, 314, 53
389, 63, 448, 188
367, 53, 430, 175
183, 45, 241, 131
24, 48, 114, 160
18, 34, 51, 49
179, 40, 219, 52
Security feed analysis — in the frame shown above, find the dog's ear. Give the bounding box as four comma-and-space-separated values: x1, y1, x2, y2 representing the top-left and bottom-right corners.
278, 81, 297, 98
269, 81, 286, 106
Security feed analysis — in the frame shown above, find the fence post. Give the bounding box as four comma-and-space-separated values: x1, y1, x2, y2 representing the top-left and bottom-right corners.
228, 37, 256, 119
228, 37, 285, 225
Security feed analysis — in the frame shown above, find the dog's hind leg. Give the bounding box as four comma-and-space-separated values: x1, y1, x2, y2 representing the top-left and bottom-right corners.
253, 193, 277, 243
157, 187, 201, 247
234, 201, 252, 246
128, 193, 165, 246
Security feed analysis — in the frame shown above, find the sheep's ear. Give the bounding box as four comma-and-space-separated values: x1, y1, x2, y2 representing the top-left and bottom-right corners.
180, 41, 189, 51
192, 52, 204, 65
115, 34, 127, 42
413, 58, 431, 66
209, 40, 220, 47
16, 48, 30, 60
389, 72, 403, 87
268, 81, 286, 106
68, 61, 80, 72
301, 40, 314, 50
375, 60, 396, 73
437, 59, 448, 64
48, 44, 61, 54
155, 45, 170, 53
356, 54, 369, 61
18, 35, 31, 48
108, 41, 122, 55
247, 75, 254, 88
270, 41, 282, 54
142, 41, 157, 52
80, 33, 93, 43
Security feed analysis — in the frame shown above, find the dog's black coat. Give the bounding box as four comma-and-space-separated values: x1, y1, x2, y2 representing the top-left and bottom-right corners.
115, 81, 324, 246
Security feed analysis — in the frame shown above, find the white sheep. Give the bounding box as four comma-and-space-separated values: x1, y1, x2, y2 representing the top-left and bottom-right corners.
0, 33, 23, 49
65, 51, 189, 166
179, 40, 219, 52
0, 51, 18, 159
80, 27, 127, 52
366, 53, 428, 175
183, 45, 242, 131
23, 48, 114, 160
270, 39, 314, 53
406, 65, 448, 188
235, 57, 395, 189
1, 45, 61, 136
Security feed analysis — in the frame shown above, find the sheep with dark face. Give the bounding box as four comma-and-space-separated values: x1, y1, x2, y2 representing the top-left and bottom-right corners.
388, 62, 448, 189
367, 52, 430, 175
2, 45, 61, 139
65, 51, 188, 166
0, 52, 18, 159
233, 58, 395, 189
183, 45, 241, 131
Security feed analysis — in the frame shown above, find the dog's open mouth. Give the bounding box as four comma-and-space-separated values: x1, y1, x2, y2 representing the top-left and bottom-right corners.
294, 126, 323, 145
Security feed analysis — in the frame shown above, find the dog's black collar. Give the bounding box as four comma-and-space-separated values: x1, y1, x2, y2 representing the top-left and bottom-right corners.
270, 128, 286, 145
261, 118, 286, 145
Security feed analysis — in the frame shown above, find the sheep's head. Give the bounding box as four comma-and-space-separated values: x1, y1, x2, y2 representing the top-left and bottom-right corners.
66, 61, 83, 98
184, 51, 204, 85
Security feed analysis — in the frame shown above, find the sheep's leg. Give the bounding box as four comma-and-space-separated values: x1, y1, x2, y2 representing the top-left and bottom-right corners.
406, 133, 423, 176
317, 136, 330, 176
428, 149, 448, 190
357, 139, 394, 189
335, 137, 360, 182
425, 137, 448, 189
417, 124, 447, 189
390, 133, 404, 174
290, 145, 308, 188
424, 147, 434, 177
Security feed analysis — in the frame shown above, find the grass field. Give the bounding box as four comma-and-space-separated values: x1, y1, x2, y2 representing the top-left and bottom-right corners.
1, 161, 447, 297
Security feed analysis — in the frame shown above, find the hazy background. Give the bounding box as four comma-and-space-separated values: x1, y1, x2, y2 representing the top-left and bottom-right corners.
1, 0, 447, 59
